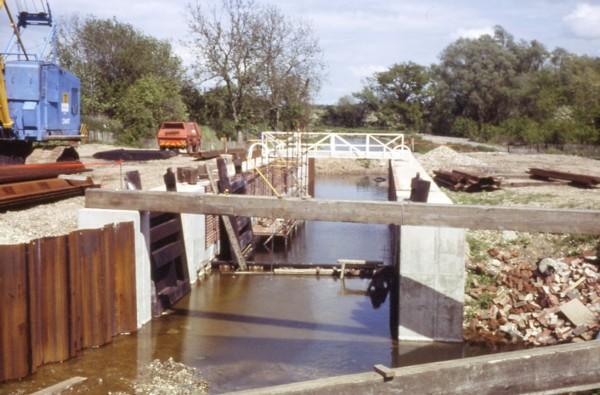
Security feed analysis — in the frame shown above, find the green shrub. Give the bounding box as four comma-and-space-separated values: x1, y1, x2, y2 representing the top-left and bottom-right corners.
116, 75, 187, 146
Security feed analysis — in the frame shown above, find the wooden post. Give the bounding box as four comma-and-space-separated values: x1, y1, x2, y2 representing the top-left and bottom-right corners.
308, 158, 315, 197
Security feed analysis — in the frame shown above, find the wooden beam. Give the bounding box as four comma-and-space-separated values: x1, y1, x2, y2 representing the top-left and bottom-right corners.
227, 341, 600, 395
85, 190, 600, 234
206, 163, 247, 271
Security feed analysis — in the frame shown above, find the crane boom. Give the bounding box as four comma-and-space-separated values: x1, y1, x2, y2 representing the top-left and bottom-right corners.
0, 0, 17, 131
0, 58, 14, 130
1, 0, 29, 60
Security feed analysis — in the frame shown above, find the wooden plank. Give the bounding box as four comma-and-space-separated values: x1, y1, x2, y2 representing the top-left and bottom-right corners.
151, 242, 185, 268
0, 244, 30, 381
85, 190, 600, 234
308, 158, 315, 197
113, 222, 137, 334
28, 236, 70, 365
227, 341, 600, 395
206, 163, 248, 269
150, 217, 181, 241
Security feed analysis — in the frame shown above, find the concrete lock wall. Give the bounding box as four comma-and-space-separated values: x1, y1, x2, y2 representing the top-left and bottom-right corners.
78, 182, 220, 328
391, 156, 466, 342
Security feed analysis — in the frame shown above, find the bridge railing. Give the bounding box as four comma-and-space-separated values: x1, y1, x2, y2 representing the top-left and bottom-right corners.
259, 131, 411, 160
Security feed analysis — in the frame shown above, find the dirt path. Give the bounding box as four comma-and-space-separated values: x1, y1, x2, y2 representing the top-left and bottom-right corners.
417, 133, 503, 151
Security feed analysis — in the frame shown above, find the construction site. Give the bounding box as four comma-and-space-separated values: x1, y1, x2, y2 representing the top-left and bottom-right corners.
0, 0, 599, 394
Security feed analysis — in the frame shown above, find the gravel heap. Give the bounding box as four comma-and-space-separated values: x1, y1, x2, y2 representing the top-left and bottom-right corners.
419, 146, 488, 172
133, 358, 208, 395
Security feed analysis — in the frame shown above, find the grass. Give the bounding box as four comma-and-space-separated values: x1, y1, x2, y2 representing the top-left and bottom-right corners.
467, 235, 494, 264
448, 190, 555, 207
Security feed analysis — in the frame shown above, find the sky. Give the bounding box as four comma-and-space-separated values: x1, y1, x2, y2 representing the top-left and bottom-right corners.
2, 0, 600, 104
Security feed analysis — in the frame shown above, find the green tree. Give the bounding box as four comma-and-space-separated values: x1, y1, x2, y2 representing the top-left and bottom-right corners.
117, 75, 188, 146
356, 62, 430, 130
321, 96, 367, 127
58, 16, 184, 117
434, 29, 518, 129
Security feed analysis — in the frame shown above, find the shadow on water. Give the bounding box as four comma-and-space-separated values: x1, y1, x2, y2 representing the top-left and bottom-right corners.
0, 173, 488, 394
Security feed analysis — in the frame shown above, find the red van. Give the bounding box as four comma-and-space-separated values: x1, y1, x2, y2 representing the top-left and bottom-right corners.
157, 122, 201, 153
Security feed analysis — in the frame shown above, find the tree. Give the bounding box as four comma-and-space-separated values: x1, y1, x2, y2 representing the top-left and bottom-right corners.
187, 0, 323, 131
255, 5, 322, 129
321, 96, 367, 127
434, 30, 518, 129
117, 75, 188, 146
367, 62, 430, 129
58, 17, 184, 117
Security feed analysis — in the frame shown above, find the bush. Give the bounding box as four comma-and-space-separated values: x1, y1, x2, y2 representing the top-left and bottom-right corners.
451, 117, 478, 138
116, 75, 188, 146
497, 117, 544, 145
83, 115, 123, 135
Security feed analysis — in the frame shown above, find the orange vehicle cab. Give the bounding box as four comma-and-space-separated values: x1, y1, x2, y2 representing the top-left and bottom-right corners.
157, 122, 201, 153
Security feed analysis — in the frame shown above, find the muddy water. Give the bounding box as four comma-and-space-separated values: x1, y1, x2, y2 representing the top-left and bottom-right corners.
1, 173, 484, 395
255, 175, 392, 265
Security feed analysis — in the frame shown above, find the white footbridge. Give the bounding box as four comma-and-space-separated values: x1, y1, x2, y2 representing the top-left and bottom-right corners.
247, 131, 411, 161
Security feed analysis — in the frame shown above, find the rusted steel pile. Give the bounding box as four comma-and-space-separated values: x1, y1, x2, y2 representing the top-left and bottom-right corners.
529, 168, 600, 188
465, 254, 600, 346
0, 161, 96, 210
0, 161, 87, 184
433, 169, 501, 192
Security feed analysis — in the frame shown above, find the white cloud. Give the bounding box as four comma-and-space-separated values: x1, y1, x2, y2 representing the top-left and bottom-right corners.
564, 3, 600, 39
452, 26, 494, 40
349, 65, 387, 79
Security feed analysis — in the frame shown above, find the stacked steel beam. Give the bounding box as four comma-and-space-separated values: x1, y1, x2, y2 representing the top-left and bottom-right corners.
528, 168, 600, 188
0, 161, 97, 210
434, 169, 501, 192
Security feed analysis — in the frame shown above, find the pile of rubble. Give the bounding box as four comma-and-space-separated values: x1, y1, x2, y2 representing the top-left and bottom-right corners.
465, 252, 600, 346
418, 146, 488, 172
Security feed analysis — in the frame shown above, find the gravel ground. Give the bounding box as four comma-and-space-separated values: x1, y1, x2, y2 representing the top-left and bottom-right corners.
419, 147, 600, 210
